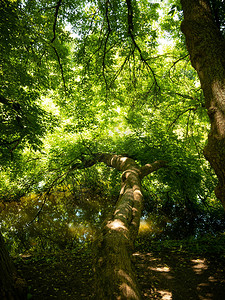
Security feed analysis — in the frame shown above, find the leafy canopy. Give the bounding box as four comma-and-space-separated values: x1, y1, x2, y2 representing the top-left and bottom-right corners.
0, 0, 224, 251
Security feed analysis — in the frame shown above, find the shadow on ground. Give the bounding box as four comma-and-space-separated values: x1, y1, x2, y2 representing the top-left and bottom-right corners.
133, 250, 225, 299
16, 250, 94, 299
15, 247, 225, 299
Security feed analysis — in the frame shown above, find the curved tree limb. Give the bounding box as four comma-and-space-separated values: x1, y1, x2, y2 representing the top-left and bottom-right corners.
74, 153, 167, 299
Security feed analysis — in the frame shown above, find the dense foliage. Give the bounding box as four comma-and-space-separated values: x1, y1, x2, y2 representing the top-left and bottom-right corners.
0, 0, 225, 256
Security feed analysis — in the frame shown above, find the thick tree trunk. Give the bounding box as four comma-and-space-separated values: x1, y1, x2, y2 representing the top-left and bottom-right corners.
0, 231, 26, 299
180, 0, 225, 209
92, 154, 166, 299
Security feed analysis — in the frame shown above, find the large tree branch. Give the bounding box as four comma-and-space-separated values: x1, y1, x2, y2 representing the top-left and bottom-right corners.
70, 153, 166, 299
22, 152, 166, 298
140, 160, 168, 179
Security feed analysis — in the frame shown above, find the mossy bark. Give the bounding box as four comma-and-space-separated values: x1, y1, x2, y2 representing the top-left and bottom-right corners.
181, 0, 225, 209
93, 154, 166, 299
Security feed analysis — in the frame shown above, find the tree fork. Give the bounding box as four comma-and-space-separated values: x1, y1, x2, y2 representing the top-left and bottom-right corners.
88, 154, 167, 299
180, 0, 225, 209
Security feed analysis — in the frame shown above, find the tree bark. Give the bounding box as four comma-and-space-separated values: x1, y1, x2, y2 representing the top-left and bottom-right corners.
91, 154, 166, 299
0, 231, 26, 299
180, 0, 225, 209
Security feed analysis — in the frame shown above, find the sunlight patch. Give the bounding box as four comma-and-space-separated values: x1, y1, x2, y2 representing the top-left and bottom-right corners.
208, 276, 217, 283
107, 220, 127, 231
158, 290, 172, 300
120, 157, 128, 163
191, 258, 208, 274
148, 266, 170, 272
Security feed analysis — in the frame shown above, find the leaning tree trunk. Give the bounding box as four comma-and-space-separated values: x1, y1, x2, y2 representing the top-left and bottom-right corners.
180, 0, 225, 209
0, 230, 26, 299
90, 154, 166, 299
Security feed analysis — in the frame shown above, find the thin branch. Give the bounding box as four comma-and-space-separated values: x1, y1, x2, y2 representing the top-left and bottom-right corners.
174, 92, 196, 101
167, 106, 198, 131
109, 47, 135, 89
185, 110, 191, 138
26, 170, 70, 226
166, 91, 203, 107
52, 45, 67, 93
170, 54, 189, 70
38, 4, 58, 13
125, 0, 159, 89
81, 11, 103, 64
49, 0, 67, 93
26, 194, 48, 226
9, 139, 22, 152
51, 0, 62, 43
83, 28, 105, 77
102, 0, 112, 89
168, 54, 189, 82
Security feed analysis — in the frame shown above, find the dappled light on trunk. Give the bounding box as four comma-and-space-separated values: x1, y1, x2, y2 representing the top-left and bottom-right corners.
91, 154, 167, 299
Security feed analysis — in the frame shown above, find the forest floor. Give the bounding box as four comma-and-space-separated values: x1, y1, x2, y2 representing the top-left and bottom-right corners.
14, 237, 225, 300
134, 250, 225, 299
